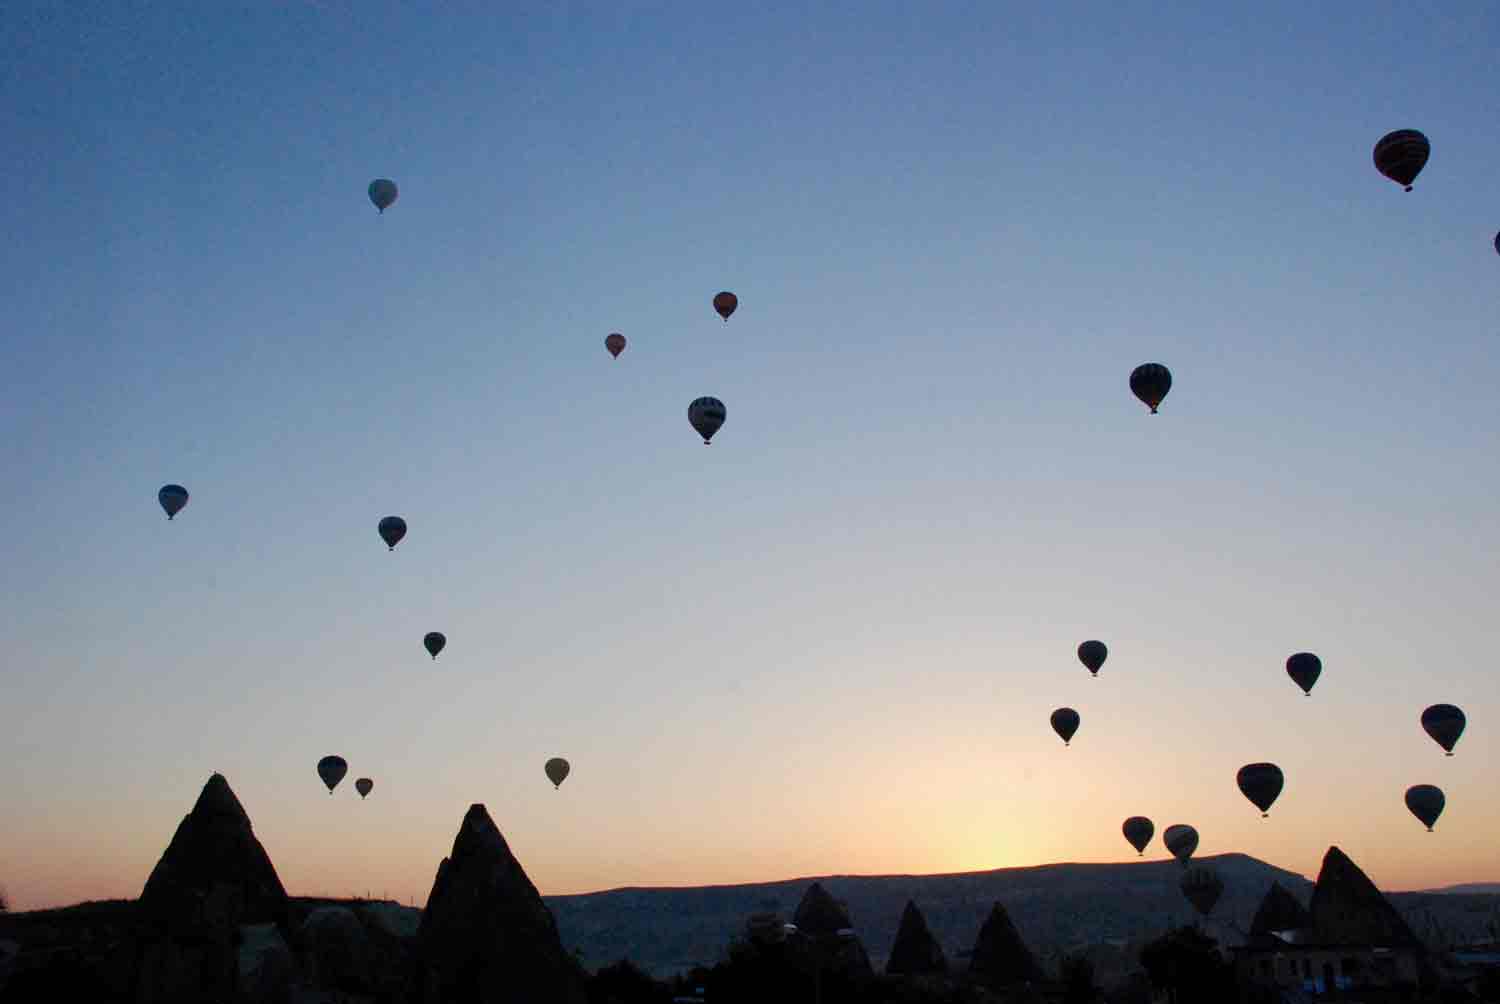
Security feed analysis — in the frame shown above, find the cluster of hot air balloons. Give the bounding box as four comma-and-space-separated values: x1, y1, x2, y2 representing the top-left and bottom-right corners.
152, 140, 1475, 899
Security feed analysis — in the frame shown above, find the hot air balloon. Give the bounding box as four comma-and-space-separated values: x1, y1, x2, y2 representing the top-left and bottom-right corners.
368, 178, 398, 213
1373, 130, 1429, 192
1050, 708, 1080, 747
424, 632, 446, 659
1129, 364, 1172, 414
1286, 652, 1321, 696
378, 516, 406, 551
1163, 824, 1199, 865
1405, 784, 1445, 832
1493, 231, 1499, 257
713, 291, 738, 322
1077, 640, 1107, 677
1180, 866, 1224, 917
1122, 816, 1154, 857
1421, 704, 1466, 756
545, 757, 570, 789
317, 755, 348, 794
355, 777, 373, 799
688, 397, 726, 444
1236, 763, 1284, 817
158, 484, 189, 520
605, 333, 626, 358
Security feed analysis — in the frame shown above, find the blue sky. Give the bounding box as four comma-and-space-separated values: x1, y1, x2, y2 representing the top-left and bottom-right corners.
1, 2, 1497, 909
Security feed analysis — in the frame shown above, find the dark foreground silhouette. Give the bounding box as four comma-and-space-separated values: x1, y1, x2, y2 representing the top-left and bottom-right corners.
0, 774, 1497, 1002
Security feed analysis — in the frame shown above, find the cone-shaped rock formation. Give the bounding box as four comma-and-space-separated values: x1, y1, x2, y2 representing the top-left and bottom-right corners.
792, 881, 853, 936
969, 900, 1042, 988
1309, 846, 1421, 948
139, 772, 289, 932
415, 803, 587, 1003
886, 899, 947, 976
1249, 881, 1311, 937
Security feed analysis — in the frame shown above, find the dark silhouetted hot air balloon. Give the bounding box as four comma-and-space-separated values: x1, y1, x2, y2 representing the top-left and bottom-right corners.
158, 484, 189, 520
1050, 708, 1080, 747
317, 755, 348, 794
1405, 784, 1444, 831
688, 397, 726, 444
545, 757, 570, 789
1077, 640, 1107, 677
1420, 704, 1465, 756
1286, 653, 1321, 696
1237, 763, 1284, 817
378, 516, 406, 551
1163, 824, 1198, 865
713, 291, 738, 321
424, 632, 446, 659
368, 178, 398, 213
1493, 231, 1499, 257
1130, 364, 1172, 414
605, 333, 626, 358
355, 777, 373, 799
1122, 816, 1154, 856
1181, 866, 1224, 917
1373, 130, 1429, 191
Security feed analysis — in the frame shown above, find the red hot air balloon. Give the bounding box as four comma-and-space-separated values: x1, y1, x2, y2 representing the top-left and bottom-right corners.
605, 333, 626, 358
713, 291, 738, 321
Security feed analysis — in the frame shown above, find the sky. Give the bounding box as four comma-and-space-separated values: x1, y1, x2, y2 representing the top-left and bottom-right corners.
1, 1, 1497, 912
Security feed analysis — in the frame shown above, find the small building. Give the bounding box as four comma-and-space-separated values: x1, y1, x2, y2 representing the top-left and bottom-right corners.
1232, 846, 1430, 999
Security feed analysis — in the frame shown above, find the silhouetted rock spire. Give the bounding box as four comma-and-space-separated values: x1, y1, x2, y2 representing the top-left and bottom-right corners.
1309, 846, 1421, 948
415, 803, 587, 1003
968, 900, 1042, 988
886, 899, 947, 976
1249, 881, 1310, 936
793, 881, 853, 936
138, 772, 289, 931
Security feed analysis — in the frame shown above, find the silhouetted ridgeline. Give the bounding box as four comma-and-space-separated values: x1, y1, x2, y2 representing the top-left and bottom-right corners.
1, 774, 1498, 1001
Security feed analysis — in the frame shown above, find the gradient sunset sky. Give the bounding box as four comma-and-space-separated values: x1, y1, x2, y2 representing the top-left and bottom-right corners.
2, 2, 1497, 911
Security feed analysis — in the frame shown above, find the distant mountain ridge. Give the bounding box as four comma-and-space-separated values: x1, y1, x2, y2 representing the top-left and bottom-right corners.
541, 855, 1500, 979
542, 853, 1309, 977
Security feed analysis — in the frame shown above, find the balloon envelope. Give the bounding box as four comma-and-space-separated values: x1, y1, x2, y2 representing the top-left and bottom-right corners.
713, 291, 738, 321
317, 755, 348, 794
1122, 816, 1154, 856
1129, 363, 1172, 413
1163, 824, 1198, 864
355, 777, 373, 799
545, 757, 570, 789
158, 484, 189, 520
424, 632, 446, 659
1181, 867, 1224, 917
1050, 708, 1080, 746
1077, 640, 1107, 676
1237, 762, 1284, 817
368, 178, 398, 212
1421, 704, 1465, 755
378, 516, 407, 551
1405, 784, 1445, 831
1373, 130, 1429, 191
688, 397, 726, 444
605, 333, 626, 358
1286, 652, 1321, 696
